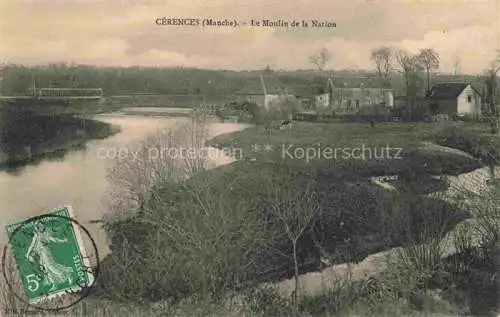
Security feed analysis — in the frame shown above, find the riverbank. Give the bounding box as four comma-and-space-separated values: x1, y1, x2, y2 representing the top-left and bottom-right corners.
121, 107, 195, 117
0, 115, 121, 168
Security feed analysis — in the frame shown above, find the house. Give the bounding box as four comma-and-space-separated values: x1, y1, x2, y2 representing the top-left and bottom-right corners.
427, 82, 482, 117
289, 85, 328, 109
235, 74, 296, 109
315, 93, 329, 108
325, 76, 394, 115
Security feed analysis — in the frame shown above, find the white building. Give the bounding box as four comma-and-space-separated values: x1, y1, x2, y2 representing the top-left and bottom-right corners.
235, 74, 295, 109
428, 83, 482, 117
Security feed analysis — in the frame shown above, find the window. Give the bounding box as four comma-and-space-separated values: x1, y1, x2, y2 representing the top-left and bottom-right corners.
355, 100, 360, 108
347, 100, 352, 109
467, 95, 472, 103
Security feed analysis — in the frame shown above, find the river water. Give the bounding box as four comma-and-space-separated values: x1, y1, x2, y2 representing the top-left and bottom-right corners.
0, 115, 250, 258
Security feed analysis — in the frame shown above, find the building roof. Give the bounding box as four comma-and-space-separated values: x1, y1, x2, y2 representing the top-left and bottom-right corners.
236, 74, 292, 95
289, 85, 325, 97
394, 96, 428, 100
327, 76, 387, 89
429, 83, 469, 99
393, 97, 430, 109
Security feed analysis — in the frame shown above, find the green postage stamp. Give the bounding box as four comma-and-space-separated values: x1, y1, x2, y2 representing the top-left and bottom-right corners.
5, 205, 94, 304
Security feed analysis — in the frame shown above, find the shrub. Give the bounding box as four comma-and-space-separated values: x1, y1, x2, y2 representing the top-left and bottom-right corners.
244, 102, 265, 125
102, 161, 274, 303
244, 285, 294, 316
452, 114, 480, 123
214, 107, 230, 121
434, 126, 500, 166
441, 184, 500, 315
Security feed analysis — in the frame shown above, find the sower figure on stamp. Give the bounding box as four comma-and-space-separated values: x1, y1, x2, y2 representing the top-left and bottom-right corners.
25, 222, 74, 291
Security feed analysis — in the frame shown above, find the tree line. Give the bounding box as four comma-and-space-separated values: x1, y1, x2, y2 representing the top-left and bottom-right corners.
0, 64, 243, 96
0, 61, 492, 100
307, 46, 441, 97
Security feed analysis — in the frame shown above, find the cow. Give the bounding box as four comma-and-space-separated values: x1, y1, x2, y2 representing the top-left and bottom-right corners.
280, 119, 293, 130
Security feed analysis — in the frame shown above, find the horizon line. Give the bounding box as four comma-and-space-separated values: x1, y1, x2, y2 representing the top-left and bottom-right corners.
0, 63, 487, 76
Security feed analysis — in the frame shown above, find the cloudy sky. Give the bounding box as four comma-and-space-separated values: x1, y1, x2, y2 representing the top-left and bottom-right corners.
1, 0, 499, 74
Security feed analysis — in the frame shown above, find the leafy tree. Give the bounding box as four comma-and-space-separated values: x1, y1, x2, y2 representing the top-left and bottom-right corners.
269, 97, 301, 120
244, 102, 265, 125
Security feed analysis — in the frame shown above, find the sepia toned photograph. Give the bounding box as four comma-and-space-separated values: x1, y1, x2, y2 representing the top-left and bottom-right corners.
0, 0, 500, 316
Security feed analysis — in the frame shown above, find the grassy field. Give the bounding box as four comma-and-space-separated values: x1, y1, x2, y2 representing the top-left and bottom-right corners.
208, 121, 488, 177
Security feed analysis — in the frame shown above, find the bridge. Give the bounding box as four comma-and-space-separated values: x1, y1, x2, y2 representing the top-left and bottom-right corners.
194, 103, 219, 115
0, 88, 104, 101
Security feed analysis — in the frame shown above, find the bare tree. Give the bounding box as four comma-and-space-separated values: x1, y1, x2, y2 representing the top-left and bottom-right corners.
309, 48, 331, 71
484, 50, 500, 135
396, 49, 424, 97
395, 49, 424, 121
265, 175, 323, 309
417, 48, 440, 94
370, 46, 393, 88
104, 111, 211, 220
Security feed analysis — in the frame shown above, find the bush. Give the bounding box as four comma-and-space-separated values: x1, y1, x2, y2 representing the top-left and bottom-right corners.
293, 112, 319, 122
452, 114, 480, 123
244, 102, 265, 125
299, 273, 458, 316
299, 279, 374, 316
214, 107, 230, 121
102, 166, 274, 303
244, 285, 294, 316
440, 185, 500, 315
434, 126, 500, 166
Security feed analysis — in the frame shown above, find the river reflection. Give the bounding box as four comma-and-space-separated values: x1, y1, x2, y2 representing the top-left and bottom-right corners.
0, 115, 250, 258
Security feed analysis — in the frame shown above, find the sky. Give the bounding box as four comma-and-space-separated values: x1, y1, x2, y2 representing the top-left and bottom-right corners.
1, 0, 499, 74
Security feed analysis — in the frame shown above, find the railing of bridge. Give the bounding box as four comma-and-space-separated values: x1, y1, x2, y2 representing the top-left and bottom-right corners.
37, 88, 103, 98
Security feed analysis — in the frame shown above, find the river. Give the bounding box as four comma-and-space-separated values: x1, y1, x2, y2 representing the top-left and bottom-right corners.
0, 115, 250, 259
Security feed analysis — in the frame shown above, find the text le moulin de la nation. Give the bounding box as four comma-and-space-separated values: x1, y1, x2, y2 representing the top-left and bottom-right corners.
155, 18, 337, 28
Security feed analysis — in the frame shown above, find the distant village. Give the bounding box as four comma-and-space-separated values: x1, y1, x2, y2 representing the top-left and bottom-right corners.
229, 47, 498, 124
232, 73, 487, 123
